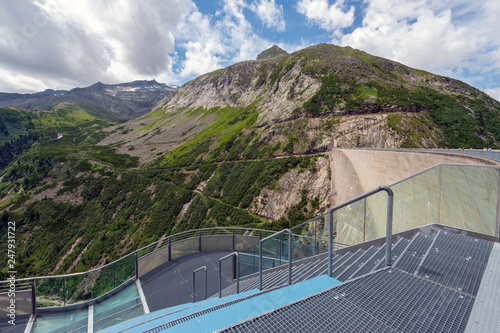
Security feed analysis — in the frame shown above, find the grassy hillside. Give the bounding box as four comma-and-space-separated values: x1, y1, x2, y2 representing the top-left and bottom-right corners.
2, 43, 500, 280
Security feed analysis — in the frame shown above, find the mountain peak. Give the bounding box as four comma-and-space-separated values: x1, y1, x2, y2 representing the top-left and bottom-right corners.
256, 45, 288, 60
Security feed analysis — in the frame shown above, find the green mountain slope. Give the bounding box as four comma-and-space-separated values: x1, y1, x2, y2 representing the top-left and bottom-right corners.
2, 43, 500, 280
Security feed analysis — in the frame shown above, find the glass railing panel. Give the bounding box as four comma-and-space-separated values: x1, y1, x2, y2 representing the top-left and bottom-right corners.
291, 213, 329, 260
238, 252, 258, 277
170, 237, 198, 260
137, 243, 170, 278
34, 276, 70, 308
93, 282, 144, 331
363, 191, 388, 242
92, 253, 135, 299
90, 264, 116, 301
389, 166, 440, 235
218, 255, 235, 297
440, 165, 499, 235
200, 235, 233, 252
260, 236, 288, 267
0, 281, 32, 317
235, 234, 261, 252
113, 253, 136, 286
32, 308, 88, 333
332, 199, 366, 245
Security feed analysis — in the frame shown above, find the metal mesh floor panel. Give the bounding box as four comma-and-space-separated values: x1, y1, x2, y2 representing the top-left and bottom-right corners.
418, 252, 487, 296
143, 287, 281, 332
432, 232, 493, 260
218, 269, 474, 333
393, 233, 433, 273
416, 231, 493, 296
465, 243, 500, 332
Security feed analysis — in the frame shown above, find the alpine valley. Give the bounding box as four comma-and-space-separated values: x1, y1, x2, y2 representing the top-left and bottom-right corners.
1, 43, 500, 280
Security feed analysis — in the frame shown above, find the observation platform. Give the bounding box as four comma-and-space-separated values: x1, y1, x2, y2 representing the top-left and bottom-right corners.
105, 225, 500, 332
2, 163, 500, 332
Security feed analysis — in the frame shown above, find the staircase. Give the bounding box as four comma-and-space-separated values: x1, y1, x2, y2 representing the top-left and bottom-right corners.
103, 228, 495, 332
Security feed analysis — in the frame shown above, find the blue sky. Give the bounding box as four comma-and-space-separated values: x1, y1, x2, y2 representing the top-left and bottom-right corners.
1, 0, 499, 101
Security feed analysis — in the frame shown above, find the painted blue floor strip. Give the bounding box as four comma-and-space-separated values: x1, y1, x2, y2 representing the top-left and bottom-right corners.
119, 275, 340, 333
172, 275, 340, 333
103, 289, 259, 333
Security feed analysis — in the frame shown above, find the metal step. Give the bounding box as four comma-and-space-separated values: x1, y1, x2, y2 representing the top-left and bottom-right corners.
336, 246, 379, 281
332, 249, 365, 280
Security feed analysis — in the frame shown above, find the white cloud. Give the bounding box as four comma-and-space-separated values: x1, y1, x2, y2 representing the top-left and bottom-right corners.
0, 0, 195, 92
216, 0, 269, 62
175, 0, 273, 79
342, 7, 472, 71
0, 68, 49, 93
485, 88, 500, 102
250, 0, 285, 32
338, 0, 500, 82
296, 0, 355, 33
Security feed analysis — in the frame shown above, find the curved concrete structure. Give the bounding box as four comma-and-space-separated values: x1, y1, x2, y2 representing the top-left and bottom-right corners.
330, 148, 500, 206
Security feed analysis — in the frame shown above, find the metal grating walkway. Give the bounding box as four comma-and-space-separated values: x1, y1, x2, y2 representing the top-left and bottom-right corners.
416, 232, 493, 296
217, 268, 475, 333
465, 242, 500, 332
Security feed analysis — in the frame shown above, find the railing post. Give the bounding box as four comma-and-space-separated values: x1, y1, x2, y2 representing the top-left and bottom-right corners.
135, 252, 139, 279
218, 253, 239, 298
204, 267, 208, 300
232, 229, 235, 251
328, 209, 333, 277
218, 259, 222, 298
192, 266, 207, 302
232, 255, 236, 279
259, 240, 263, 290
279, 234, 282, 265
31, 279, 36, 314
314, 220, 318, 255
287, 232, 292, 286
198, 231, 202, 252
382, 186, 394, 266
168, 237, 171, 262
259, 229, 293, 291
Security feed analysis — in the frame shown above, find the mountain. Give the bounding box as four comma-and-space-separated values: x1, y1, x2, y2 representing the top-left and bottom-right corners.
102, 44, 500, 165
2, 43, 500, 280
0, 80, 177, 122
256, 45, 288, 60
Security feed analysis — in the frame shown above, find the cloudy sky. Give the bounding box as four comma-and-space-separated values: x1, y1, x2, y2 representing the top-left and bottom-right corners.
1, 0, 499, 101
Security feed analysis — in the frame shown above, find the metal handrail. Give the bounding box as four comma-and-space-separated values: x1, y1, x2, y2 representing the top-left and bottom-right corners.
0, 251, 136, 284
137, 227, 275, 258
259, 229, 293, 291
290, 211, 329, 232
192, 266, 207, 302
0, 227, 274, 284
218, 252, 239, 298
327, 186, 394, 276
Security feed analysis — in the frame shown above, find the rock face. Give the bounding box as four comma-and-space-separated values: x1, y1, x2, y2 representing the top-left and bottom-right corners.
250, 155, 331, 220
